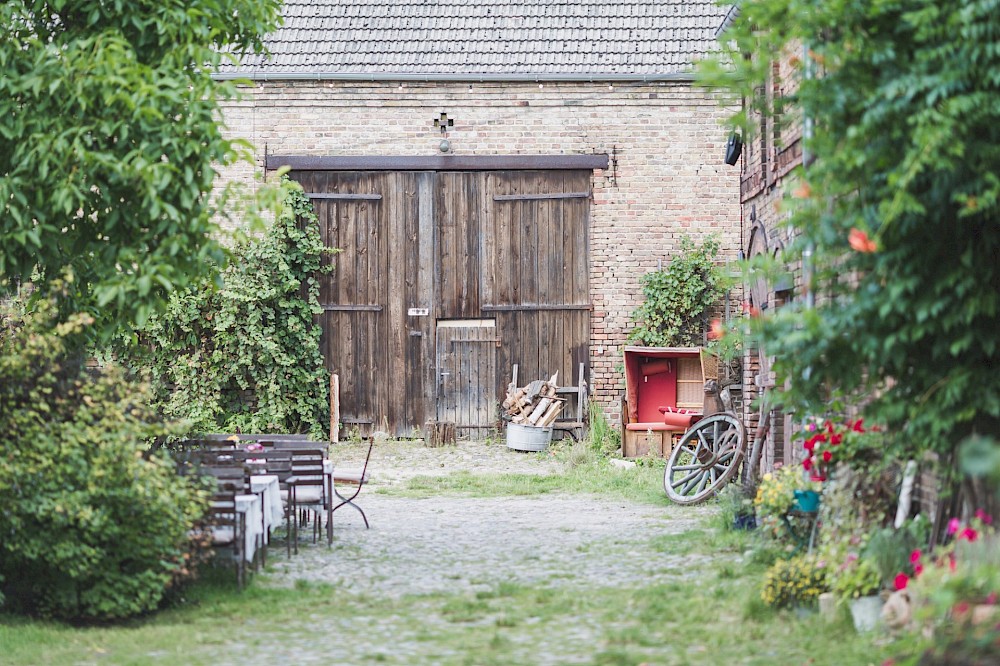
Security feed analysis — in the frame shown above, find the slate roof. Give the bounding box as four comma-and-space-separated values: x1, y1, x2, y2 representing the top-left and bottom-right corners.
222, 0, 729, 78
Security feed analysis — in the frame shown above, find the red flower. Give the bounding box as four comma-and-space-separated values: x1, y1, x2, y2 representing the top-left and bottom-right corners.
986, 592, 997, 605
852, 418, 866, 432
914, 564, 924, 576
830, 433, 843, 446
910, 549, 922, 564
825, 420, 834, 434
803, 457, 814, 471
810, 474, 827, 482
822, 450, 833, 463
894, 573, 910, 591
707, 319, 725, 341
849, 228, 878, 253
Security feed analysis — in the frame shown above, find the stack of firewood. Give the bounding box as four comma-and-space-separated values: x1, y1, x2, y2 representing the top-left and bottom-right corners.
502, 372, 565, 427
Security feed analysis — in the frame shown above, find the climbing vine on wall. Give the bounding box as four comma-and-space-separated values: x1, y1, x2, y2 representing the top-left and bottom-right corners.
629, 236, 727, 348
123, 178, 334, 437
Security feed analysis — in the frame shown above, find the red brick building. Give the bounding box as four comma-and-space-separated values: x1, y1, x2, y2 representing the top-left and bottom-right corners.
215, 0, 742, 437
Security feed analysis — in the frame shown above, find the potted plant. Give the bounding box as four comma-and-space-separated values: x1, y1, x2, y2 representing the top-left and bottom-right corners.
754, 465, 821, 543
831, 555, 883, 632
761, 553, 830, 613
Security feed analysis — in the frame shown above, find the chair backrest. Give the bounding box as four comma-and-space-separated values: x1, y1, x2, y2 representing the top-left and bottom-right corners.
358, 440, 374, 478
271, 440, 331, 452
232, 449, 294, 484
206, 478, 243, 548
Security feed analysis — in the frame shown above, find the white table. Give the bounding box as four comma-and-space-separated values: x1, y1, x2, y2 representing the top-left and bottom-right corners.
235, 493, 264, 564
250, 474, 284, 541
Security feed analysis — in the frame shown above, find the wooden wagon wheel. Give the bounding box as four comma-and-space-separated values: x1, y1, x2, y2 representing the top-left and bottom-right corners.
664, 414, 746, 505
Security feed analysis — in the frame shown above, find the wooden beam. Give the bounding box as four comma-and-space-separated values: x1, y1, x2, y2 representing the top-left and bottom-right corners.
493, 192, 590, 201
271, 154, 610, 172
480, 304, 592, 312
321, 304, 383, 312
305, 192, 382, 201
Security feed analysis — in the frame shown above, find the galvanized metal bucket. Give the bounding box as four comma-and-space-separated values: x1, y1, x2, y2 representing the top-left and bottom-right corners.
506, 423, 553, 452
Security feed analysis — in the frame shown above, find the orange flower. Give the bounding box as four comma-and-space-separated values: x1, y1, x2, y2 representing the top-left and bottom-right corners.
707, 319, 725, 341
848, 228, 877, 253
792, 182, 812, 199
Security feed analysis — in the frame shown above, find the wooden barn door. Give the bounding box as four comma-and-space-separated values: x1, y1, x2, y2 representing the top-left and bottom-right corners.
294, 171, 429, 437
484, 171, 591, 406
435, 319, 498, 438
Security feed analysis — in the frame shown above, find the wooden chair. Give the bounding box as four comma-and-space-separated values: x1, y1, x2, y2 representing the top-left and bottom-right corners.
284, 447, 332, 552
554, 363, 588, 441
206, 477, 248, 589
331, 441, 374, 529
232, 449, 295, 564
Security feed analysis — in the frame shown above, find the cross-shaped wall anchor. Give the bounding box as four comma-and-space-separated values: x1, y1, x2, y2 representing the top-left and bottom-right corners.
433, 112, 454, 134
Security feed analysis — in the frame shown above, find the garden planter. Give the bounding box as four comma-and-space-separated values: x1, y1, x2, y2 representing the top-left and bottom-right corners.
849, 595, 883, 633
792, 489, 820, 513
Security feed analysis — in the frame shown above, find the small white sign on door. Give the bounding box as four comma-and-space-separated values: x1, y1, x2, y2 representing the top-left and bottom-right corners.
407, 307, 430, 316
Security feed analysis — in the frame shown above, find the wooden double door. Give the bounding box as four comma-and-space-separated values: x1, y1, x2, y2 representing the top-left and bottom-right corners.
290, 169, 591, 438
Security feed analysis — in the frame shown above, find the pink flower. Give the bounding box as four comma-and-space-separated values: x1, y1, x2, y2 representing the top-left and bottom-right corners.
806, 423, 817, 433
910, 549, 922, 564
959, 527, 979, 542
947, 518, 961, 535
894, 573, 910, 591
914, 564, 924, 576
986, 592, 997, 605
975, 509, 993, 525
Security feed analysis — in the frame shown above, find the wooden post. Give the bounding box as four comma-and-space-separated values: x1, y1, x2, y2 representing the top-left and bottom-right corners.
330, 373, 340, 443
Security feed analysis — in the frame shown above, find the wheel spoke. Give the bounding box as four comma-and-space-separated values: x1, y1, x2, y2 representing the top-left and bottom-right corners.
670, 469, 702, 490
681, 471, 705, 496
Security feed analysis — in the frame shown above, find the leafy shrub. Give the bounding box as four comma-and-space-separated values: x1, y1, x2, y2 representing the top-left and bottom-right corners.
761, 553, 830, 609
123, 178, 333, 437
629, 236, 727, 347
0, 297, 208, 621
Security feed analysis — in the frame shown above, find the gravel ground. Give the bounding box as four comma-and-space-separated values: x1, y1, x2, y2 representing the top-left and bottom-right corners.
228, 440, 713, 665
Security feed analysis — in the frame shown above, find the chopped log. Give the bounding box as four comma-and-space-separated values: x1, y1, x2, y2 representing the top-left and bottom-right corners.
527, 397, 554, 425
537, 399, 566, 427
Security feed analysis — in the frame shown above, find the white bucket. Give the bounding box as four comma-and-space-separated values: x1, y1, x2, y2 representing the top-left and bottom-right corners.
506, 423, 554, 451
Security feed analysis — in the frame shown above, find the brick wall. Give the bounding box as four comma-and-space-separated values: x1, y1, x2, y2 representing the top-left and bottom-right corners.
216, 80, 741, 421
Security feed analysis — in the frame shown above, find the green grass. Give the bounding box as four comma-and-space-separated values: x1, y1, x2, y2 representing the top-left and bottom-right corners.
0, 527, 903, 666
1, 450, 913, 665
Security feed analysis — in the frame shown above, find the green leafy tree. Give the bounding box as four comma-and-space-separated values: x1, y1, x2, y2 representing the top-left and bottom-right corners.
123, 179, 333, 438
0, 295, 207, 620
701, 2, 1000, 464
0, 0, 281, 334
629, 236, 726, 347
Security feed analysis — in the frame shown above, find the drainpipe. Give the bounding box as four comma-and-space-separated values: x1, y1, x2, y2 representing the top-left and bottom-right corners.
801, 42, 815, 309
